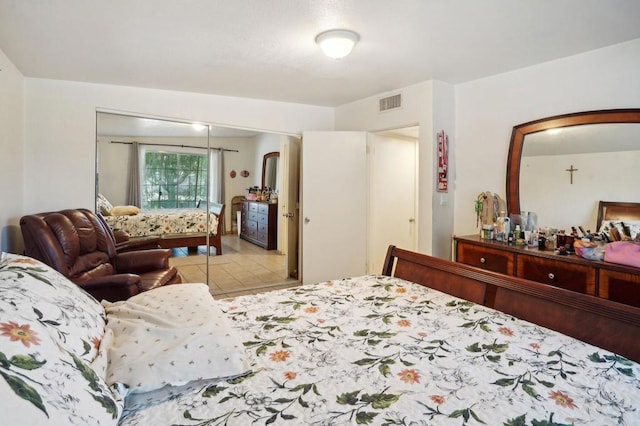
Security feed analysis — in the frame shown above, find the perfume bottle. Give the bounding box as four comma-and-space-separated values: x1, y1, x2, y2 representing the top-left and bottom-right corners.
496, 211, 507, 241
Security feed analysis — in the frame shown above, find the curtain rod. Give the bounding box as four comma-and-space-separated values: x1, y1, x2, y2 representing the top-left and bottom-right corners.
109, 140, 239, 153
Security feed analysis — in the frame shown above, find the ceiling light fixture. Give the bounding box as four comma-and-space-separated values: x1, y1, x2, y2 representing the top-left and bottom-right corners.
315, 29, 359, 59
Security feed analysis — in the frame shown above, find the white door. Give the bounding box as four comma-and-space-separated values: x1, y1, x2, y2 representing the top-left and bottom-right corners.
368, 133, 418, 274
301, 131, 367, 284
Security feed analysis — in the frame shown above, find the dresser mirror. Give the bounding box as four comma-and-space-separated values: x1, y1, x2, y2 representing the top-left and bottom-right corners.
262, 151, 280, 191
506, 109, 640, 231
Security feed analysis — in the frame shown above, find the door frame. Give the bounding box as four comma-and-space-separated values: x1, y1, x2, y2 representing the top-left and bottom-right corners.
367, 127, 419, 274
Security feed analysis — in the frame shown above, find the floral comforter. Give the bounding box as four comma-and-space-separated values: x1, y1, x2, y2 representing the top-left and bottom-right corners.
103, 209, 219, 238
119, 275, 640, 425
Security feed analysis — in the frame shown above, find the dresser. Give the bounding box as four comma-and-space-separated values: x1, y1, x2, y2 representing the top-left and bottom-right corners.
454, 235, 640, 307
240, 201, 277, 250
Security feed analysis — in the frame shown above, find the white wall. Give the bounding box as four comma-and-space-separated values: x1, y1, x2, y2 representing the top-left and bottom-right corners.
0, 48, 24, 253
454, 39, 640, 238
335, 80, 456, 259
22, 79, 333, 232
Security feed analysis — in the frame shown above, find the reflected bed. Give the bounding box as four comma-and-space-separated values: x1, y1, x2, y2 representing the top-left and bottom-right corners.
596, 200, 640, 236
102, 204, 225, 254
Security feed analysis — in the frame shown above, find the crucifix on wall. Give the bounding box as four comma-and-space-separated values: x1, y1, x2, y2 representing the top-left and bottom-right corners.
565, 164, 578, 184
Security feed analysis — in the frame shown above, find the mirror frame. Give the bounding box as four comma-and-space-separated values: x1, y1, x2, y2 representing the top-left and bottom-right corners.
506, 108, 640, 215
261, 151, 279, 190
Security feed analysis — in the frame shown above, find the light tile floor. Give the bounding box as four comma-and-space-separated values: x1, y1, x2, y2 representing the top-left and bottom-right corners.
169, 234, 299, 299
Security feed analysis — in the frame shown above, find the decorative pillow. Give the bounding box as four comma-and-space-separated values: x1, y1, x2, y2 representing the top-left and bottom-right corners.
599, 220, 640, 240
623, 220, 640, 240
109, 205, 140, 216
97, 193, 114, 215
101, 283, 250, 394
0, 311, 122, 425
0, 253, 106, 363
598, 220, 625, 240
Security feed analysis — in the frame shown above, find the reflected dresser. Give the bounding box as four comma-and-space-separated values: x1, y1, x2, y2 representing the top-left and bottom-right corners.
241, 201, 278, 250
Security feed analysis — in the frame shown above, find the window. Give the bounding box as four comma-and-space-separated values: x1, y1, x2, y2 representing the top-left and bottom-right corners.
142, 149, 208, 209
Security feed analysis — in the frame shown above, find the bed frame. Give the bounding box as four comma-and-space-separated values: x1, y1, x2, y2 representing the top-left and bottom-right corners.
382, 245, 640, 362
596, 200, 640, 231
156, 204, 225, 255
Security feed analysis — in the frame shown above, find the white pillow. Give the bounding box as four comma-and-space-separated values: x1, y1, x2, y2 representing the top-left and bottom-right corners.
109, 205, 140, 216
101, 284, 250, 394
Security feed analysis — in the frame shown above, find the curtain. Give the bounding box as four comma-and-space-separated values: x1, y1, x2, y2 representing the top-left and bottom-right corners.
127, 142, 141, 207
210, 149, 225, 204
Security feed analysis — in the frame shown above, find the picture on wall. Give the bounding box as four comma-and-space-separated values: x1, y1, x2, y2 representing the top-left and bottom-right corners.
437, 130, 449, 192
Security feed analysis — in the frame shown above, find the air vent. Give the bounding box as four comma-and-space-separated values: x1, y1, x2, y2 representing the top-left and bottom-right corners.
379, 93, 402, 112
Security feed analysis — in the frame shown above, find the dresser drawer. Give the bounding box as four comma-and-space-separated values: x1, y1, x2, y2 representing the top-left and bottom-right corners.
247, 211, 258, 222
257, 203, 270, 214
258, 222, 268, 242
257, 212, 268, 225
247, 202, 258, 212
456, 242, 515, 275
598, 269, 640, 307
516, 255, 596, 295
242, 219, 258, 238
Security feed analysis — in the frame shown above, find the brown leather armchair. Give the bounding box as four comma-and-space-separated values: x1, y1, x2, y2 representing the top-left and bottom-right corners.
20, 208, 182, 302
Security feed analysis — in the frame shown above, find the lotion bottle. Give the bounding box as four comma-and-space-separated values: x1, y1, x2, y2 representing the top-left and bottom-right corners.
514, 224, 521, 240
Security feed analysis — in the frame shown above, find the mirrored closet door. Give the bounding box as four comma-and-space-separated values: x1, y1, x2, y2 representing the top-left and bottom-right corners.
96, 111, 299, 296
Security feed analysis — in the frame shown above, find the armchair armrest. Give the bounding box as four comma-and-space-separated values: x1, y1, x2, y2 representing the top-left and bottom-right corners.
115, 249, 171, 274
75, 274, 142, 302
115, 235, 162, 253
112, 230, 130, 244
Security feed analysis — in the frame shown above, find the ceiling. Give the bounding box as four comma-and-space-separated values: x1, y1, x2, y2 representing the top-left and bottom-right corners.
1, 1, 640, 107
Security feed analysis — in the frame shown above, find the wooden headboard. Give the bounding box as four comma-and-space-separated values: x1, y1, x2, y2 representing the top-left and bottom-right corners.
382, 245, 640, 362
596, 201, 640, 231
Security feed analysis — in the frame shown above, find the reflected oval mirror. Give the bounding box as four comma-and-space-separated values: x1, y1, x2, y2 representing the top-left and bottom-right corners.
262, 151, 279, 191
506, 109, 640, 230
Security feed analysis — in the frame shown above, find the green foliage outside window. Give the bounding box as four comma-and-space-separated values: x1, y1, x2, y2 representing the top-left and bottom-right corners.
142, 151, 208, 209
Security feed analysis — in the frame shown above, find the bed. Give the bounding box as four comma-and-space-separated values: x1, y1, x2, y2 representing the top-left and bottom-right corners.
100, 202, 225, 255
1, 246, 638, 425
